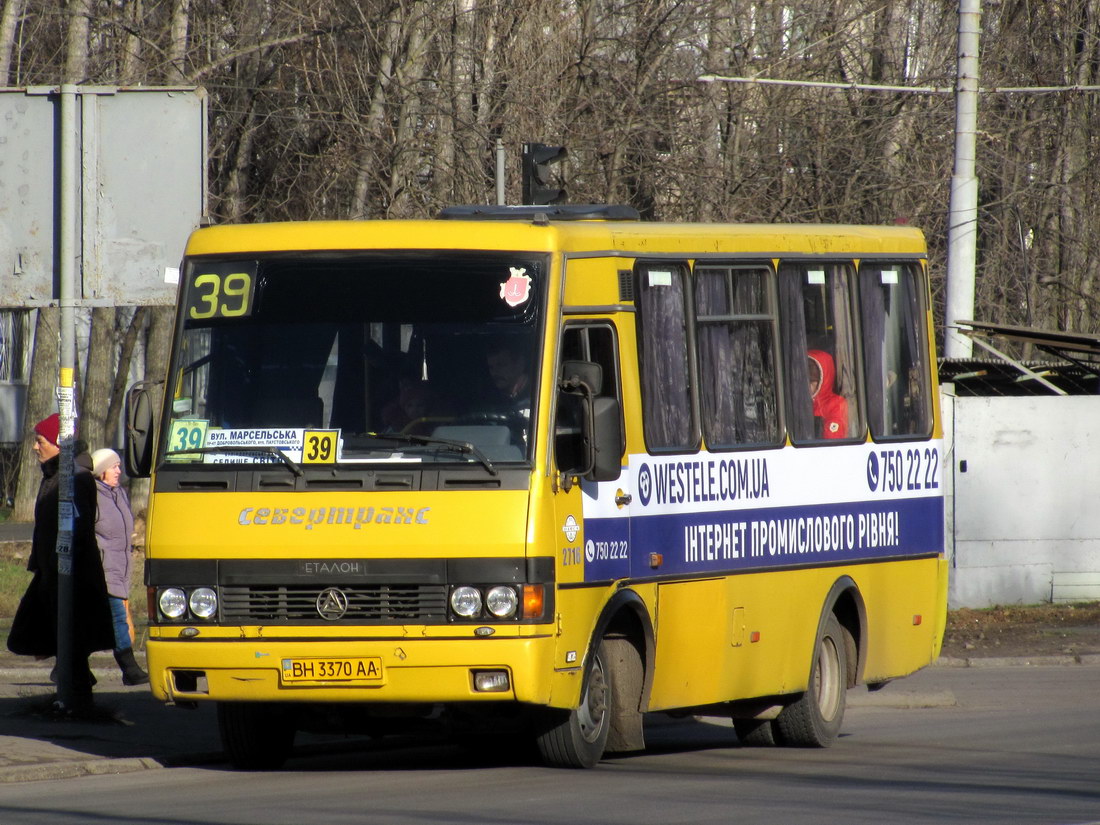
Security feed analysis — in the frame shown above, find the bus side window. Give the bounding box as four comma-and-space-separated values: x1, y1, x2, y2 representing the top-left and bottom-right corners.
693, 264, 782, 449
636, 262, 697, 452
562, 326, 620, 404
779, 262, 864, 443
858, 263, 933, 439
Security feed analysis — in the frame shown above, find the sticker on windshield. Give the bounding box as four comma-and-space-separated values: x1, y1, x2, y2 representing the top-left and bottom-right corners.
301, 429, 340, 464
203, 428, 305, 463
165, 418, 210, 462
499, 267, 532, 307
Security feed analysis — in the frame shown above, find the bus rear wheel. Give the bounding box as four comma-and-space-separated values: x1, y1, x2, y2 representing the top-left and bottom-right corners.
217, 701, 297, 770
734, 718, 777, 747
535, 639, 612, 768
774, 613, 847, 747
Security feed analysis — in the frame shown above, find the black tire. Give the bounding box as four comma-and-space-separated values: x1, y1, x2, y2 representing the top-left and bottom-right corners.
602, 636, 646, 754
217, 702, 296, 770
733, 718, 777, 747
535, 639, 612, 768
774, 613, 847, 747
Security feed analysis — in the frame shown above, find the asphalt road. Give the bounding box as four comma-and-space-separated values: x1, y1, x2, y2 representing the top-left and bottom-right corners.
0, 665, 1098, 825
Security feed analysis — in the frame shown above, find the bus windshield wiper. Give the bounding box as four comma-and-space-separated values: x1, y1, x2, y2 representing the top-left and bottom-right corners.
372, 432, 498, 476
164, 445, 304, 477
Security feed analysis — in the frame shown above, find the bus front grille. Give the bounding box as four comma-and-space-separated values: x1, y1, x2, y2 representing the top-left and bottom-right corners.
219, 584, 449, 623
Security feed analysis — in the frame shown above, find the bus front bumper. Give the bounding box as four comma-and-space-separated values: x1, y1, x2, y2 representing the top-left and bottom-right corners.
146, 634, 557, 706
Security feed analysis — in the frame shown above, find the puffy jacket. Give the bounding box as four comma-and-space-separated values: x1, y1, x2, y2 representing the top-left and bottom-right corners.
95, 480, 135, 599
808, 349, 849, 439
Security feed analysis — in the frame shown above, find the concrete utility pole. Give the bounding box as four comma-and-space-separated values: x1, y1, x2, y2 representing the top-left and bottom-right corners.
944, 0, 981, 359
54, 83, 79, 710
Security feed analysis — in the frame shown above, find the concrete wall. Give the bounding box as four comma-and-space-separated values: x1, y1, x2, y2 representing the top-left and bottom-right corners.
943, 391, 1100, 608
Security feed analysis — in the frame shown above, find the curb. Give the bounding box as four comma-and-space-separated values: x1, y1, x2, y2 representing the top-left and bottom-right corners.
934, 653, 1100, 668
0, 756, 166, 784
848, 689, 957, 708
0, 751, 228, 785
0, 665, 129, 681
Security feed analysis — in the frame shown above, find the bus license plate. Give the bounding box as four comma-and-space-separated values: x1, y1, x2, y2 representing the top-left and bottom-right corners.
280, 657, 383, 684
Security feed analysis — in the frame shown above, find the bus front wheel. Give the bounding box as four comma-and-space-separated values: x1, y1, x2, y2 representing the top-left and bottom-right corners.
535, 639, 612, 768
774, 613, 848, 747
217, 701, 297, 770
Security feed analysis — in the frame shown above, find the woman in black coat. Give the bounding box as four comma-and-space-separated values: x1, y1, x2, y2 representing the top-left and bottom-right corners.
6, 414, 116, 706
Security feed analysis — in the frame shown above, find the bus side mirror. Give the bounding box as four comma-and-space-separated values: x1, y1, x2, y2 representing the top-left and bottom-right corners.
555, 360, 622, 486
587, 396, 622, 482
125, 382, 157, 478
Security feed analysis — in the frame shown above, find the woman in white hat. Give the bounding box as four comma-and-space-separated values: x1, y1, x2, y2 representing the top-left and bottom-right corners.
91, 448, 148, 686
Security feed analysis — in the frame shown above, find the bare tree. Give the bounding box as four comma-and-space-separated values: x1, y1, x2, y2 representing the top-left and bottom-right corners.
12, 308, 57, 521
0, 0, 27, 83
80, 307, 116, 451
166, 0, 190, 83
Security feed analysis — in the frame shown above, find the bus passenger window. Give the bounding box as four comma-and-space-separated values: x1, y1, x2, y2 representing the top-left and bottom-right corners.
693, 265, 782, 449
858, 263, 933, 439
636, 262, 696, 452
779, 262, 864, 443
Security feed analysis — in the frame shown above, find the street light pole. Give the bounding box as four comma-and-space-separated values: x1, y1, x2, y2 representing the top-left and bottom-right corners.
944, 0, 982, 358
495, 139, 506, 205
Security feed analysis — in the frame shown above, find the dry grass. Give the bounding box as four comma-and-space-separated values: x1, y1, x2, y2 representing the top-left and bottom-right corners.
947, 602, 1100, 631
0, 555, 31, 619
942, 601, 1100, 658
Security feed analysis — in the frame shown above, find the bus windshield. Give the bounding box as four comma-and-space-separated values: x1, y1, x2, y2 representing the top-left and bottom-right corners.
166, 251, 545, 467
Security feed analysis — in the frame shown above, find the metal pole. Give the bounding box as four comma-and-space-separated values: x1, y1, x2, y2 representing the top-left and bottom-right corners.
495, 139, 506, 205
55, 83, 79, 710
698, 73, 1100, 96
944, 0, 981, 358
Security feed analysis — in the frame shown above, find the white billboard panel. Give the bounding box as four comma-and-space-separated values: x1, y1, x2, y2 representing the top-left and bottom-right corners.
0, 86, 206, 307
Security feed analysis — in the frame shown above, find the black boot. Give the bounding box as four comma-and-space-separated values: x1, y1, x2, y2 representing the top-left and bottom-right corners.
114, 648, 150, 686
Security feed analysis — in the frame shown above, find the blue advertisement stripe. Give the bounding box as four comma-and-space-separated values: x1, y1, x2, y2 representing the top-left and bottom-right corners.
581, 497, 944, 580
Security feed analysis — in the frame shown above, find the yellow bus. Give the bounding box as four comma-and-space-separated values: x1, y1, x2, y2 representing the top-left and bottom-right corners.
126, 204, 946, 769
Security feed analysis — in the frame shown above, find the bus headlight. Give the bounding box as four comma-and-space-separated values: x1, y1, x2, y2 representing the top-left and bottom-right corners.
159, 587, 188, 619
485, 586, 518, 619
450, 586, 482, 618
189, 587, 218, 619
448, 583, 547, 622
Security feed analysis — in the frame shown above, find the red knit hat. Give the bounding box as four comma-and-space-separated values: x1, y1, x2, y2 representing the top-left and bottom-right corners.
33, 413, 60, 447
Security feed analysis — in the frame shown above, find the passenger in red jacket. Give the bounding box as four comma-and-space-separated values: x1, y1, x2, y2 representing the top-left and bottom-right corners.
808, 349, 848, 439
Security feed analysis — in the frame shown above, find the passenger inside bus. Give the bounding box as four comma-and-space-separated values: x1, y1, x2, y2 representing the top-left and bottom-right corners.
380, 374, 436, 434
808, 349, 848, 439
415, 340, 532, 460
486, 344, 532, 417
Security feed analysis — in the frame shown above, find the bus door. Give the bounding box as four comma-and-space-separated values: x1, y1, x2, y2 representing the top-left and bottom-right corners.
557, 322, 630, 585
